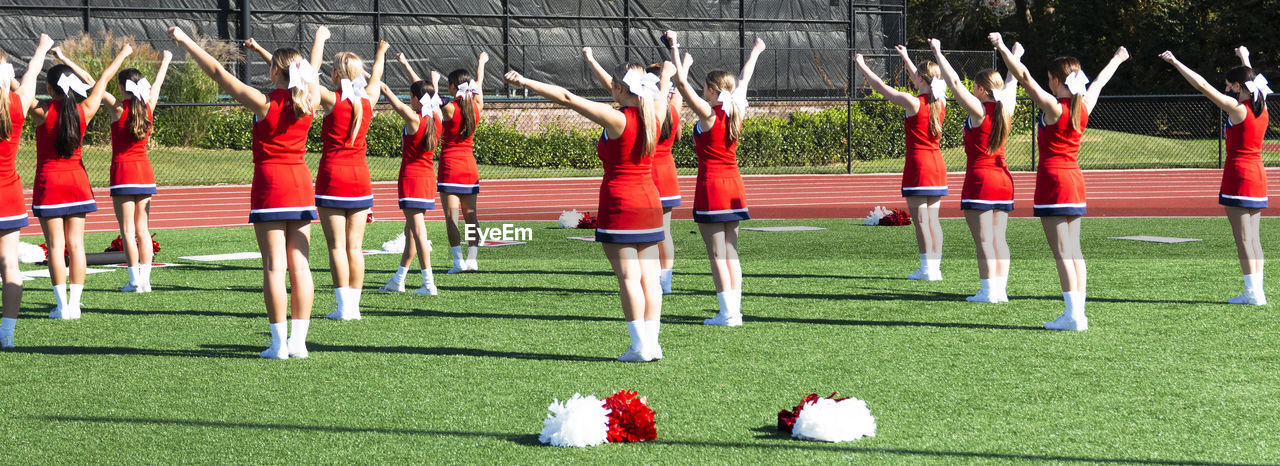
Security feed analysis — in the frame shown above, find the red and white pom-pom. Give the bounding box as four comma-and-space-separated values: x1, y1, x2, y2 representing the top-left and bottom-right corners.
791, 397, 877, 443
18, 242, 47, 264
558, 209, 585, 229
538, 394, 610, 448
864, 206, 890, 226
604, 390, 656, 442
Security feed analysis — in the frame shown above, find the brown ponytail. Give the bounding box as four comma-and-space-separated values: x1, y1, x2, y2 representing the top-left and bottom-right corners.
270, 48, 314, 118
915, 61, 944, 140
974, 70, 1011, 153
0, 52, 10, 140
118, 68, 151, 141
706, 70, 744, 142
645, 63, 674, 141
448, 69, 477, 139
409, 80, 440, 154
1226, 65, 1268, 117
1048, 56, 1086, 133
46, 65, 83, 158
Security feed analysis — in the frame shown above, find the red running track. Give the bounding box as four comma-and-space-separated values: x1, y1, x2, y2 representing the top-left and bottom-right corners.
17, 168, 1280, 236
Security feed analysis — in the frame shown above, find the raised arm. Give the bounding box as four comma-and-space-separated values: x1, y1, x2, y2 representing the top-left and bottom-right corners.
365, 40, 390, 104
474, 51, 488, 110
929, 38, 982, 117
242, 38, 272, 63
309, 26, 329, 73
1236, 46, 1252, 69
1159, 51, 1244, 119
854, 54, 919, 110
17, 34, 53, 111
581, 46, 613, 91
894, 45, 918, 77
396, 53, 422, 83
665, 31, 712, 121
1083, 46, 1128, 112
170, 26, 269, 116
52, 46, 117, 108
81, 44, 131, 120
147, 50, 173, 112
378, 81, 420, 127
737, 37, 766, 91
990, 32, 1058, 118
505, 70, 625, 137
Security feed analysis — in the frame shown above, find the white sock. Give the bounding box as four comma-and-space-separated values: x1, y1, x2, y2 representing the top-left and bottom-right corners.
126, 266, 138, 286
626, 320, 646, 352
421, 269, 435, 286
1244, 273, 1257, 293
992, 275, 1007, 296
466, 245, 478, 261
1062, 291, 1074, 314
1, 317, 15, 334
919, 253, 928, 270
349, 287, 362, 310
728, 289, 742, 316
660, 268, 673, 284
978, 278, 991, 294
334, 288, 346, 313
927, 253, 941, 273
141, 264, 153, 287
1074, 291, 1087, 318
393, 266, 409, 282
269, 322, 287, 347
289, 319, 310, 345
68, 284, 83, 308
52, 284, 67, 309
450, 246, 463, 264
646, 319, 660, 348
716, 291, 729, 316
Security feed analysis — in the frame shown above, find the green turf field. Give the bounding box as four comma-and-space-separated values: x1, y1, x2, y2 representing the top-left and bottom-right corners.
1, 217, 1277, 463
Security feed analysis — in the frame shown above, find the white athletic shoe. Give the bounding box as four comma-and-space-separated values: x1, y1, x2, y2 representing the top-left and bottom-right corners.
379, 277, 406, 292
649, 345, 663, 361
139, 282, 152, 293
465, 259, 479, 272
1228, 291, 1267, 305
121, 282, 138, 293
260, 344, 288, 360
287, 339, 309, 359
907, 268, 942, 281
660, 276, 672, 295
966, 290, 998, 303
325, 309, 359, 321
0, 331, 13, 348
1044, 312, 1087, 331
413, 284, 439, 296
447, 262, 466, 274
49, 306, 68, 320
66, 306, 81, 320
617, 346, 654, 363
703, 313, 743, 327
992, 293, 1009, 303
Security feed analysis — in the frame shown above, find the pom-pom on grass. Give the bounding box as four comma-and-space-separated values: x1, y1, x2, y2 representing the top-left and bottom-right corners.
778, 392, 876, 443
603, 389, 656, 443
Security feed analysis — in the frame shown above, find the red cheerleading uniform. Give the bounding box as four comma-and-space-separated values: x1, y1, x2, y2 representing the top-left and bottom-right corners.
960, 101, 1014, 211
108, 99, 157, 196
32, 103, 96, 218
1033, 98, 1088, 217
398, 113, 441, 210
594, 106, 664, 243
437, 100, 480, 194
692, 106, 749, 223
902, 94, 948, 197
315, 92, 374, 210
0, 92, 28, 230
1219, 104, 1269, 208
652, 104, 682, 207
248, 89, 318, 223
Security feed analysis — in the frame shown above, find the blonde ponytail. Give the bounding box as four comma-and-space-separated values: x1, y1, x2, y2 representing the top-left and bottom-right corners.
270, 48, 314, 118
1048, 56, 1086, 133
0, 52, 10, 140
333, 51, 365, 143
974, 70, 1010, 153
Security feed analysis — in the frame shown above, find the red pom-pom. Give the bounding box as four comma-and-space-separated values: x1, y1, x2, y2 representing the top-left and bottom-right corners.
578, 212, 598, 229
38, 243, 49, 261
104, 234, 161, 253
603, 389, 656, 442
881, 208, 912, 226
777, 392, 849, 433
367, 213, 376, 223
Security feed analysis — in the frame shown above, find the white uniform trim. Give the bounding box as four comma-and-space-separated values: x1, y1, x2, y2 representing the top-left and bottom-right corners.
902, 186, 948, 191
108, 183, 157, 189
1032, 202, 1087, 209
0, 213, 27, 222
249, 206, 318, 214
694, 207, 750, 215
437, 182, 479, 188
961, 199, 1013, 204
398, 197, 435, 203
1220, 193, 1269, 202
32, 200, 95, 210
596, 226, 666, 235
659, 195, 682, 201
315, 194, 375, 201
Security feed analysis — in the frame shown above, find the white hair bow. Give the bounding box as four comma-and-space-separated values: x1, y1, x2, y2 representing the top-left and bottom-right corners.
622, 68, 661, 100
419, 91, 443, 117
0, 63, 13, 90
929, 77, 948, 101
455, 80, 479, 98
717, 89, 749, 117
56, 73, 90, 98
125, 77, 152, 104
995, 84, 1017, 110
1245, 74, 1272, 101
1064, 70, 1090, 96
287, 60, 319, 90
340, 76, 369, 102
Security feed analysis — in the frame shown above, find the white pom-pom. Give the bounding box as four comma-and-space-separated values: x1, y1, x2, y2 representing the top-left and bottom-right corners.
18, 242, 45, 263
558, 209, 585, 229
538, 393, 610, 447
791, 397, 877, 443
381, 233, 406, 253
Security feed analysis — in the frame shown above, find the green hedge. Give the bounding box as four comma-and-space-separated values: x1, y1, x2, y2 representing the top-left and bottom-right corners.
21, 89, 1034, 170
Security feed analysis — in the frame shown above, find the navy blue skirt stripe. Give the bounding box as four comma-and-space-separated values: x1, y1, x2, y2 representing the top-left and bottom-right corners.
0, 216, 29, 230
249, 209, 319, 223
110, 186, 157, 196
437, 183, 480, 194
961, 200, 1015, 211
315, 196, 375, 210
1033, 205, 1087, 217
32, 202, 98, 218
660, 197, 682, 208
595, 230, 666, 244
694, 209, 751, 224
902, 187, 949, 197
1219, 194, 1268, 209
398, 199, 437, 210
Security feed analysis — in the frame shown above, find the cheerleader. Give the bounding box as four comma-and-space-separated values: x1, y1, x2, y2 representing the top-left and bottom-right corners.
377, 71, 444, 297
929, 38, 1020, 303
854, 46, 948, 281
582, 47, 682, 293
51, 46, 173, 294
439, 53, 488, 273
0, 34, 54, 347
666, 31, 764, 326
991, 33, 1129, 330
504, 61, 667, 362
171, 26, 321, 358
1161, 46, 1271, 305
305, 28, 389, 320
32, 43, 132, 320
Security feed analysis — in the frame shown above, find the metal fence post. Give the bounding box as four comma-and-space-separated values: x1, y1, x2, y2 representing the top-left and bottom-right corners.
501, 0, 510, 95
738, 0, 746, 68
623, 0, 632, 63
1218, 108, 1224, 169
845, 0, 855, 174
240, 0, 252, 83
82, 0, 90, 32
372, 0, 381, 43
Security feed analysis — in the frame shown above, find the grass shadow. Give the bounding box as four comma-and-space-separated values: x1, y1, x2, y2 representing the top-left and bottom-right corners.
9, 345, 253, 358
204, 343, 616, 362
663, 313, 1044, 331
